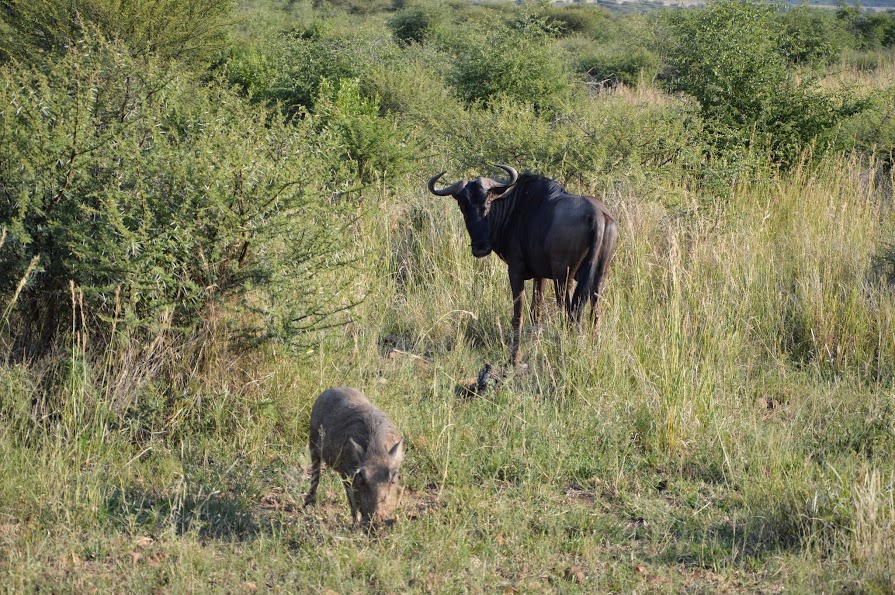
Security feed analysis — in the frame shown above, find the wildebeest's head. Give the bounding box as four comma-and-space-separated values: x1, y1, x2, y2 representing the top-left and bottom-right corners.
346, 437, 404, 528
428, 165, 519, 257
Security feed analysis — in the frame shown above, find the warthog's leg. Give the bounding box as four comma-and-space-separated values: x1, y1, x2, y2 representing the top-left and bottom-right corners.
509, 272, 525, 363
303, 440, 321, 508
530, 278, 545, 325
341, 476, 359, 525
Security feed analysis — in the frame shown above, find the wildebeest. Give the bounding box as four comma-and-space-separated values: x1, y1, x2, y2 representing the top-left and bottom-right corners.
304, 387, 404, 528
428, 165, 617, 362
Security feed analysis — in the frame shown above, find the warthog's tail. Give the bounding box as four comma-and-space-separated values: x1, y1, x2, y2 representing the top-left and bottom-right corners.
571, 214, 617, 322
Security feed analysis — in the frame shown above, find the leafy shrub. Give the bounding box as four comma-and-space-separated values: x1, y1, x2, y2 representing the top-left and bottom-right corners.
837, 5, 895, 50
310, 78, 416, 186
776, 5, 852, 65
388, 3, 447, 45
364, 42, 460, 122
0, 35, 357, 358
313, 0, 393, 15
664, 0, 865, 165
434, 91, 703, 195
837, 87, 895, 166
532, 4, 612, 38
576, 43, 659, 88
443, 13, 571, 108
0, 0, 232, 66
227, 32, 363, 111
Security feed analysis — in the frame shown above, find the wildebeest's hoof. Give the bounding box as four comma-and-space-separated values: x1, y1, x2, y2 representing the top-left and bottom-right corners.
455, 363, 502, 398
476, 363, 500, 393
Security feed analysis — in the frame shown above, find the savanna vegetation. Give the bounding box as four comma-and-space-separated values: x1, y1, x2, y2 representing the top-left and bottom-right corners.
1, 0, 895, 591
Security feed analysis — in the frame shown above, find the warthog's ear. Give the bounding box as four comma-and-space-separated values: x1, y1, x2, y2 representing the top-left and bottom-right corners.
347, 437, 365, 464
388, 439, 404, 462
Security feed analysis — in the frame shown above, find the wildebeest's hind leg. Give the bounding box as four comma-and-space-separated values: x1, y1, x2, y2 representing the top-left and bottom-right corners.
588, 217, 618, 324
531, 278, 545, 325
509, 272, 526, 363
553, 269, 573, 318
304, 437, 322, 508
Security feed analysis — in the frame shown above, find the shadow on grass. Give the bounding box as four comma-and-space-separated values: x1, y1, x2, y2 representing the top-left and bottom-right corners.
103, 485, 260, 541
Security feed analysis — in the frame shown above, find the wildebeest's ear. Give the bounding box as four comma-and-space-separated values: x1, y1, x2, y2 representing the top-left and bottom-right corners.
347, 437, 365, 463
388, 439, 404, 462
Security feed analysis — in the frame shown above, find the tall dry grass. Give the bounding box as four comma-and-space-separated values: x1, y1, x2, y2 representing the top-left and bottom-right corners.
1, 152, 894, 590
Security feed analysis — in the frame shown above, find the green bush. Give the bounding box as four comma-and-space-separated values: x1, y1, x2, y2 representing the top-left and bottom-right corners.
777, 5, 852, 65
443, 13, 570, 109
664, 0, 865, 165
837, 5, 895, 50
310, 78, 416, 186
576, 43, 659, 88
314, 0, 394, 14
433, 91, 703, 195
532, 4, 612, 38
0, 35, 356, 357
388, 3, 447, 45
0, 0, 232, 66
838, 87, 895, 166
226, 32, 363, 111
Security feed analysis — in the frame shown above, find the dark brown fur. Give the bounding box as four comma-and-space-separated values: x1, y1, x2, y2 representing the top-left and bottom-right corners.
429, 167, 618, 362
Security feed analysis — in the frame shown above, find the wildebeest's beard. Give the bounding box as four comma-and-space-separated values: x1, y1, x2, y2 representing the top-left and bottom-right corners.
464, 214, 491, 257
458, 188, 492, 257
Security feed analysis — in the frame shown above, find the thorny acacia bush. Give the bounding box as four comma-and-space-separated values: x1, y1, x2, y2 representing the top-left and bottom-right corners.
0, 35, 359, 360
663, 0, 866, 165
0, 0, 233, 66
443, 12, 571, 109
432, 91, 704, 197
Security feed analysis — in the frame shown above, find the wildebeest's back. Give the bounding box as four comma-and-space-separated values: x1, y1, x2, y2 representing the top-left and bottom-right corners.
497, 175, 611, 280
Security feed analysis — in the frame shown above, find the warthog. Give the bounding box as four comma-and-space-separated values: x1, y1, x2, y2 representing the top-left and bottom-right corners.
304, 387, 405, 528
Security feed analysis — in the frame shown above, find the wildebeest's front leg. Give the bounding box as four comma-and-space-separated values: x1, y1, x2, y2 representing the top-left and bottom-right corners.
530, 278, 545, 325
509, 272, 525, 363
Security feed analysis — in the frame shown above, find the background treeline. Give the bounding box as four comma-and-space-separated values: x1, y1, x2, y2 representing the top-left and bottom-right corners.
1, 0, 895, 591
2, 0, 894, 366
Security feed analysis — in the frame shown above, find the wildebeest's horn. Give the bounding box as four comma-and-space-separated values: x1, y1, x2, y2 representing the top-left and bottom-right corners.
428, 171, 465, 196
494, 164, 518, 186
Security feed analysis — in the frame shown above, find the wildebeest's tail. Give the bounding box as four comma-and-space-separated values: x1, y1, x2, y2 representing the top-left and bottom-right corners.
571, 213, 617, 321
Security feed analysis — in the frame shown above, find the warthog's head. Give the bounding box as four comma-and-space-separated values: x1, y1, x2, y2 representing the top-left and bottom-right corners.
428, 165, 519, 258
347, 437, 405, 528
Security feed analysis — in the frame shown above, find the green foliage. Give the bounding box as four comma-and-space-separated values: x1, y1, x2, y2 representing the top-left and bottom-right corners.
313, 0, 394, 15
0, 0, 233, 66
532, 4, 612, 38
664, 0, 865, 165
311, 78, 416, 186
0, 35, 356, 356
364, 42, 458, 120
226, 31, 363, 111
388, 2, 447, 45
838, 86, 895, 166
777, 5, 853, 65
443, 12, 571, 108
434, 91, 703, 195
837, 4, 895, 50
576, 43, 660, 88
